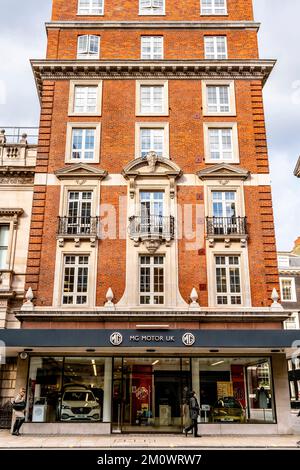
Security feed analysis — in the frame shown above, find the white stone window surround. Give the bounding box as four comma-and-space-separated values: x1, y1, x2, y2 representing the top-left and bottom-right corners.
65, 122, 101, 163
135, 122, 170, 159
200, 0, 228, 16
53, 175, 101, 307
0, 209, 23, 272
68, 80, 103, 117
280, 277, 297, 302
206, 244, 252, 308
53, 244, 98, 308
141, 36, 164, 60
139, 0, 166, 16
117, 176, 187, 309
136, 80, 169, 117
203, 122, 239, 164
77, 0, 104, 16
204, 36, 228, 60
202, 80, 236, 116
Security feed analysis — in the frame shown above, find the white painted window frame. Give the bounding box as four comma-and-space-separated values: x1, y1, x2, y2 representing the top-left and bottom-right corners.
62, 254, 90, 306
202, 80, 236, 116
139, 0, 165, 16
141, 36, 164, 59
203, 122, 239, 163
215, 254, 242, 306
77, 0, 104, 15
139, 254, 165, 306
65, 122, 101, 163
204, 36, 228, 59
135, 122, 169, 159
68, 80, 102, 116
136, 80, 169, 116
280, 277, 297, 302
77, 35, 100, 59
200, 0, 227, 15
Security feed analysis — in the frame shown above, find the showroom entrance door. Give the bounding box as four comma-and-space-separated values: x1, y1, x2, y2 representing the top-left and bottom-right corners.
111, 357, 191, 433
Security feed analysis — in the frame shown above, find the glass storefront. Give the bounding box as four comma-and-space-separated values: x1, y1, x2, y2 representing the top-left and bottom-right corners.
26, 355, 276, 430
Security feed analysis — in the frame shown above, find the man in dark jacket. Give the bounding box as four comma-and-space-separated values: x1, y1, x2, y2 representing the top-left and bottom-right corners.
184, 391, 201, 437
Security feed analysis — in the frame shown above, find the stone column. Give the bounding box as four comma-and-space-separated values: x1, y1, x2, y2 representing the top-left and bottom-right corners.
102, 357, 112, 423
272, 353, 292, 434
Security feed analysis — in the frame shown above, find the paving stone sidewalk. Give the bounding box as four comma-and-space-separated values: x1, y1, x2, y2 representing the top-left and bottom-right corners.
0, 430, 300, 449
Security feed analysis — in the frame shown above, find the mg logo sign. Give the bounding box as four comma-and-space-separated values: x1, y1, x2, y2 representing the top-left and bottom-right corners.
182, 332, 196, 346
110, 332, 123, 346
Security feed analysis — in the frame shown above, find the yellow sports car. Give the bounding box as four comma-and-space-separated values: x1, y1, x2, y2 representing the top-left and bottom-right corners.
212, 396, 245, 423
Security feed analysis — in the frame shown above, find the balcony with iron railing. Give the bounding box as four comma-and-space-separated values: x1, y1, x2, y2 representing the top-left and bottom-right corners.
0, 127, 38, 168
129, 215, 175, 250
57, 216, 100, 247
206, 216, 248, 247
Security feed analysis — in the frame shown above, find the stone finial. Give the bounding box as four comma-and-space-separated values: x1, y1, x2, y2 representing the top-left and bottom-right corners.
20, 133, 28, 145
270, 288, 284, 311
189, 287, 200, 309
0, 129, 6, 144
21, 287, 34, 311
104, 287, 115, 309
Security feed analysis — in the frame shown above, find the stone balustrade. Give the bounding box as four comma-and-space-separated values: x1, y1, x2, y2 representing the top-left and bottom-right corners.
0, 129, 37, 167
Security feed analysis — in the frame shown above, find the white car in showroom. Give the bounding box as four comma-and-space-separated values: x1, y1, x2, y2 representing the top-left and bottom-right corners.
59, 386, 101, 422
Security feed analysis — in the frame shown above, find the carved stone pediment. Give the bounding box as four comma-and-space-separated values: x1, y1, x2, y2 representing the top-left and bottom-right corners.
197, 163, 250, 181
122, 153, 182, 198
55, 163, 108, 180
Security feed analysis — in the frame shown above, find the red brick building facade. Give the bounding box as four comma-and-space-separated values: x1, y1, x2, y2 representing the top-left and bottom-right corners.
1, 0, 297, 435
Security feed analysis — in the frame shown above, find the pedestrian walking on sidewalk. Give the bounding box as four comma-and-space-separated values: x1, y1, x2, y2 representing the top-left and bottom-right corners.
184, 391, 201, 437
11, 387, 26, 436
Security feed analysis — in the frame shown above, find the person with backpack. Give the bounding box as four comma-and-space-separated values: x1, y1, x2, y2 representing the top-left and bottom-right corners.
11, 387, 26, 436
184, 391, 201, 437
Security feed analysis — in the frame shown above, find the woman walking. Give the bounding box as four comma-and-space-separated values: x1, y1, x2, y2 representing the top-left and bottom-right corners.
12, 387, 26, 436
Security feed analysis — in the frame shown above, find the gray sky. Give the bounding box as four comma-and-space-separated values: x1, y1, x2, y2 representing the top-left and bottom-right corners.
0, 0, 299, 251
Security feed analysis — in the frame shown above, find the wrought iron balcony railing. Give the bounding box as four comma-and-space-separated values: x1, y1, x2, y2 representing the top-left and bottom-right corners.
206, 216, 248, 236
57, 216, 99, 237
129, 215, 175, 240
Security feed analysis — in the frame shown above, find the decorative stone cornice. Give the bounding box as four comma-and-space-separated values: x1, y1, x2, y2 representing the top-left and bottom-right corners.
197, 163, 250, 180
294, 156, 300, 177
0, 167, 35, 185
0, 208, 24, 217
31, 59, 276, 98
55, 163, 108, 180
122, 154, 182, 198
45, 20, 261, 31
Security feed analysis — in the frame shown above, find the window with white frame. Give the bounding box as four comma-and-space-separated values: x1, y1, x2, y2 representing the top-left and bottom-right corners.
208, 128, 233, 161
78, 0, 104, 15
66, 191, 93, 235
140, 128, 164, 158
140, 191, 164, 234
0, 225, 9, 270
71, 128, 96, 161
137, 81, 168, 115
278, 255, 290, 268
288, 359, 293, 371
215, 255, 242, 305
140, 255, 164, 305
139, 0, 165, 15
284, 315, 298, 330
204, 36, 227, 59
141, 36, 164, 59
74, 86, 98, 114
212, 191, 236, 218
280, 277, 296, 302
141, 86, 163, 114
77, 35, 100, 59
207, 85, 230, 113
201, 0, 227, 15
62, 255, 89, 305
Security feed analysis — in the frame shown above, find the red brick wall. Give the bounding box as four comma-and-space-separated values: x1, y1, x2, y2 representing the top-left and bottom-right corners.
51, 0, 254, 22
46, 29, 259, 60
